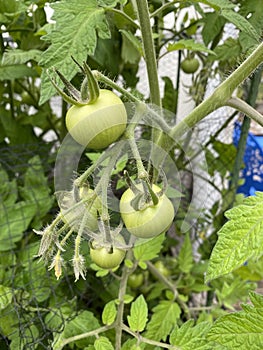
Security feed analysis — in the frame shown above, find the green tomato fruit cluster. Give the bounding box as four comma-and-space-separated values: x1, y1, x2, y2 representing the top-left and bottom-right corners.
119, 184, 175, 238
66, 89, 127, 149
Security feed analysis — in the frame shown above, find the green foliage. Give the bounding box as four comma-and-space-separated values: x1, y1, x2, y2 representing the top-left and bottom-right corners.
1, 0, 263, 349
207, 192, 263, 281
207, 292, 263, 349
102, 300, 117, 325
127, 295, 148, 332
145, 301, 181, 341
39, 0, 111, 104
170, 319, 212, 349
178, 233, 194, 274
133, 233, 165, 267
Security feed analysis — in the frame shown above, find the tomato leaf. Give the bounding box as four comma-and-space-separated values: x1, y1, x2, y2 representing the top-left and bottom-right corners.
170, 319, 212, 349
201, 12, 226, 46
0, 201, 36, 251
207, 292, 263, 349
2, 49, 42, 65
0, 64, 38, 80
94, 336, 114, 350
52, 310, 100, 349
167, 39, 215, 55
220, 9, 260, 41
206, 192, 263, 282
0, 165, 17, 206
178, 233, 194, 274
127, 295, 148, 332
133, 233, 165, 262
19, 156, 54, 226
0, 285, 13, 310
145, 300, 181, 341
102, 300, 117, 325
39, 0, 111, 104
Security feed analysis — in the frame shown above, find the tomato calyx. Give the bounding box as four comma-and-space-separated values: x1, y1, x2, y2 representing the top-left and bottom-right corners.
124, 169, 168, 211
48, 57, 100, 107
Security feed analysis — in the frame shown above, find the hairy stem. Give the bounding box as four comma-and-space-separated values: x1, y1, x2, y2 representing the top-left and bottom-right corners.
226, 96, 263, 126
135, 0, 161, 107
115, 250, 134, 349
59, 325, 113, 349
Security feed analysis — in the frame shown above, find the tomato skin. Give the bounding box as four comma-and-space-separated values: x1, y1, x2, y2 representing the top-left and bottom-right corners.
90, 241, 126, 269
181, 58, 200, 74
66, 89, 127, 149
128, 273, 144, 288
119, 184, 175, 238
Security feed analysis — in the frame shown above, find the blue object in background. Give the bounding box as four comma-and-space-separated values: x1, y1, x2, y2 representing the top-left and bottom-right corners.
233, 121, 263, 196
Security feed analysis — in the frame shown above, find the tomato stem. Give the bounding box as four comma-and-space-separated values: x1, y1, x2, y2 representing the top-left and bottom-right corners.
170, 41, 263, 140
92, 70, 141, 103
135, 0, 161, 107
82, 62, 100, 103
226, 96, 263, 126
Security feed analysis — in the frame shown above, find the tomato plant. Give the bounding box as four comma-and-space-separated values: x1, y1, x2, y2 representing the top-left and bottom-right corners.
8, 0, 263, 350
120, 183, 175, 238
90, 238, 126, 269
181, 57, 200, 74
66, 89, 127, 149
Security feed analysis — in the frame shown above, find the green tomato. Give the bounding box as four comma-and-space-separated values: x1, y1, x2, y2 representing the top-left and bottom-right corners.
62, 187, 101, 232
90, 237, 126, 269
120, 184, 175, 238
181, 57, 200, 74
128, 273, 144, 289
154, 261, 170, 277
66, 89, 127, 149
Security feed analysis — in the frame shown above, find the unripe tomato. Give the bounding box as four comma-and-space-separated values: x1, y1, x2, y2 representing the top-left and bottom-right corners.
66, 89, 127, 149
154, 261, 170, 277
62, 188, 101, 232
90, 237, 126, 269
128, 273, 144, 289
181, 57, 200, 74
119, 184, 175, 238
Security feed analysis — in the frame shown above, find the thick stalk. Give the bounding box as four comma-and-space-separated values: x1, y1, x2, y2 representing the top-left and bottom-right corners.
115, 250, 133, 350
135, 0, 161, 107
170, 42, 263, 140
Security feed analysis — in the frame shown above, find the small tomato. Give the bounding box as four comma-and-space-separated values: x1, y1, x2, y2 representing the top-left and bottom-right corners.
154, 260, 171, 277
120, 184, 175, 238
90, 236, 126, 269
128, 273, 144, 289
181, 57, 200, 74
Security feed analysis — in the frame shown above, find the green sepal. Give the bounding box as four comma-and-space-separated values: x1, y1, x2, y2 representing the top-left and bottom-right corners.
47, 69, 86, 106
54, 68, 81, 101
145, 180, 159, 205
82, 61, 100, 104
